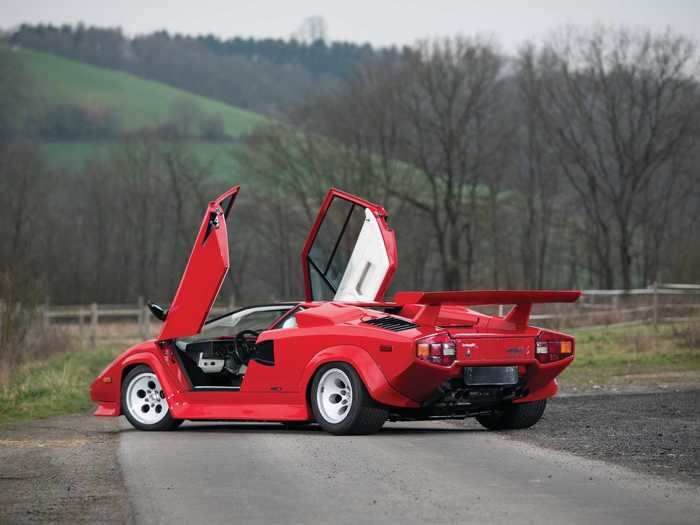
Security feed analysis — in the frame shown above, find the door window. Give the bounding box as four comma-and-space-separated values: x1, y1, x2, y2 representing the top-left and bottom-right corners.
307, 198, 367, 300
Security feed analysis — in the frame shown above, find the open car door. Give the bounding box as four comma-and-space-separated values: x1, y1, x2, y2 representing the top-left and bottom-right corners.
302, 188, 397, 302
158, 185, 239, 340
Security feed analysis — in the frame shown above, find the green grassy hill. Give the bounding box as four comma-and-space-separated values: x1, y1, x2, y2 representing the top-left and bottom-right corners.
21, 48, 265, 136
14, 48, 267, 180
40, 141, 247, 182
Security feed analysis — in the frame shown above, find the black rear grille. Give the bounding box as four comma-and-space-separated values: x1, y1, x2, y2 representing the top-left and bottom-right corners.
361, 316, 418, 332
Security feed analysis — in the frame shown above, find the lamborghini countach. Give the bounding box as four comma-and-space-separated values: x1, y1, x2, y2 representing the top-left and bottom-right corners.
91, 186, 580, 435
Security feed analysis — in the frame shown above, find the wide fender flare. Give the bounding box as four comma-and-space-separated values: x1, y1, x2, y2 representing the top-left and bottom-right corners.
299, 345, 417, 408
121, 351, 182, 402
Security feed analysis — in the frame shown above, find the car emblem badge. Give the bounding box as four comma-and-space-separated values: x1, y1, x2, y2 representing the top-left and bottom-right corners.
462, 342, 477, 358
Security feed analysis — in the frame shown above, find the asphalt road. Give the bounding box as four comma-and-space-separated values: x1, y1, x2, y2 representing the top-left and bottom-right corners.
119, 418, 700, 525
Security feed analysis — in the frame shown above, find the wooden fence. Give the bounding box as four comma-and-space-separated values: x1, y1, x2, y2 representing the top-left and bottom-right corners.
34, 297, 237, 343
29, 283, 700, 343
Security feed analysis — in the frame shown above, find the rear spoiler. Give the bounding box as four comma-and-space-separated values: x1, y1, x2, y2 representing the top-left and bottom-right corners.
393, 290, 582, 328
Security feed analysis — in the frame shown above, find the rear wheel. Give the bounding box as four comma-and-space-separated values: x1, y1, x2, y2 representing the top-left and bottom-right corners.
476, 399, 547, 430
310, 363, 387, 435
121, 365, 182, 431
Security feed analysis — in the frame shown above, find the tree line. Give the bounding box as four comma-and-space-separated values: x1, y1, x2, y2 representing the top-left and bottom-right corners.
9, 24, 402, 116
238, 27, 700, 293
1, 26, 699, 311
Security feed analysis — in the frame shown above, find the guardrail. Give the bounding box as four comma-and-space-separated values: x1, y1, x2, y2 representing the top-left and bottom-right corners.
14, 283, 700, 343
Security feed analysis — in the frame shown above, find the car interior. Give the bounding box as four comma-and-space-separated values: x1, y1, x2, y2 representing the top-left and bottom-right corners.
172, 305, 296, 390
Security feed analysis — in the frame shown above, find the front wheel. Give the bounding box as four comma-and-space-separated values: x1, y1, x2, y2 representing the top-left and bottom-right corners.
310, 363, 387, 435
121, 365, 182, 431
476, 399, 547, 430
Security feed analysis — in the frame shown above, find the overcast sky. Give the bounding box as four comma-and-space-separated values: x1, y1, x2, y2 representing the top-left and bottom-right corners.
2, 0, 699, 50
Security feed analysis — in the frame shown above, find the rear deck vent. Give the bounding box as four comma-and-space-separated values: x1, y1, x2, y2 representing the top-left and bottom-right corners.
361, 316, 418, 332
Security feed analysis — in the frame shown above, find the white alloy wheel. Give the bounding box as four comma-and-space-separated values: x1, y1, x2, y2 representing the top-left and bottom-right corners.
316, 368, 353, 424
125, 372, 169, 425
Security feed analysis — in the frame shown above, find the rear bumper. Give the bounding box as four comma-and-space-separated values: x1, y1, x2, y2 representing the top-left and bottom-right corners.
388, 356, 573, 406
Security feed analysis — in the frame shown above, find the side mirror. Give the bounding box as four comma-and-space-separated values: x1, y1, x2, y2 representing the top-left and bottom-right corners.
147, 302, 168, 321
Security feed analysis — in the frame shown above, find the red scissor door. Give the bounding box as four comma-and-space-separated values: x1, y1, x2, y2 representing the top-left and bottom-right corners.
301, 188, 397, 302
159, 186, 239, 340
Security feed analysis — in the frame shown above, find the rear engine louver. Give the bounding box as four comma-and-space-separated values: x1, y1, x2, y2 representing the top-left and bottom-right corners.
361, 316, 418, 332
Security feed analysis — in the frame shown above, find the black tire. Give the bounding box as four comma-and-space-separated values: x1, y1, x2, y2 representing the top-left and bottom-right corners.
121, 365, 182, 431
476, 399, 547, 430
310, 362, 387, 435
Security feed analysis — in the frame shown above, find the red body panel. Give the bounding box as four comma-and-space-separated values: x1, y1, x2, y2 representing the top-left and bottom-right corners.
159, 186, 239, 340
90, 187, 580, 423
91, 302, 575, 420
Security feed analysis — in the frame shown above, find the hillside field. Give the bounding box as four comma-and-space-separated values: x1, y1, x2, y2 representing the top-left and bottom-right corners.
21, 48, 266, 135
41, 141, 248, 183
14, 48, 266, 178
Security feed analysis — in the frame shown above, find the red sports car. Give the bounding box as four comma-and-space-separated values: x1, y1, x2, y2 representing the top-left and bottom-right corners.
91, 186, 580, 435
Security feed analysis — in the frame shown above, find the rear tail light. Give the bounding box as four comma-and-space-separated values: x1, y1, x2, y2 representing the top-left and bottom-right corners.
416, 333, 456, 366
535, 339, 573, 363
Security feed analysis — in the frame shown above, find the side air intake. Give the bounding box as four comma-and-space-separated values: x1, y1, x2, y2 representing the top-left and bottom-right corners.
361, 316, 418, 332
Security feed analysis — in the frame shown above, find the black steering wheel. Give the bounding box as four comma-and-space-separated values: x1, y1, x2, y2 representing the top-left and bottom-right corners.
236, 329, 261, 342
233, 330, 260, 363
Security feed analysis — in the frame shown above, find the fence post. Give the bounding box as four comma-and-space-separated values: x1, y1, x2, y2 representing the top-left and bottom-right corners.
90, 302, 98, 347
78, 307, 85, 342
42, 297, 50, 332
138, 296, 148, 340
652, 282, 659, 330
145, 302, 151, 339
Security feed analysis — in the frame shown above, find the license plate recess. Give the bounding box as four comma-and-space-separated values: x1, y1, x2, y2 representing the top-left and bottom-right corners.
463, 366, 518, 386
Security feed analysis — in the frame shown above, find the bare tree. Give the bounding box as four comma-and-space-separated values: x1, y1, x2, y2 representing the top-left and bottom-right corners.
397, 37, 508, 289
512, 45, 566, 288
533, 27, 700, 289
293, 16, 328, 44
0, 144, 48, 275
168, 97, 203, 138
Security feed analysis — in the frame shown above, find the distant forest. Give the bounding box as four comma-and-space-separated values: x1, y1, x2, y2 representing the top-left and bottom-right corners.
9, 24, 404, 115
1, 24, 699, 310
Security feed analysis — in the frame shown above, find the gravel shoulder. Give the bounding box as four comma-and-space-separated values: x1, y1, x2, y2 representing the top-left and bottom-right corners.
0, 413, 132, 524
486, 388, 700, 485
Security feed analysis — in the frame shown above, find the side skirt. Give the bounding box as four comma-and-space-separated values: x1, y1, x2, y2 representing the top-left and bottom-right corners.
168, 391, 311, 421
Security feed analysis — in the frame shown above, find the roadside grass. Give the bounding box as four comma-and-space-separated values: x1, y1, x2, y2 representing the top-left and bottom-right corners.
560, 319, 700, 386
0, 343, 123, 426
3, 319, 697, 426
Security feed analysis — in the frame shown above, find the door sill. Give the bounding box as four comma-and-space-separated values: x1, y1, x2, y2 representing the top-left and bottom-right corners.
192, 386, 241, 391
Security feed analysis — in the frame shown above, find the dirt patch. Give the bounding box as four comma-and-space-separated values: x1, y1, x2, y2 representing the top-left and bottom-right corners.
0, 413, 131, 524
482, 389, 700, 485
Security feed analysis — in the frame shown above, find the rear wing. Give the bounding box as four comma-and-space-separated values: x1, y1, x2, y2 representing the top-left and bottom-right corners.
394, 290, 582, 328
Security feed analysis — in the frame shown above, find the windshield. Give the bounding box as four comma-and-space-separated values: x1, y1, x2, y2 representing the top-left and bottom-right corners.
177, 305, 293, 344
